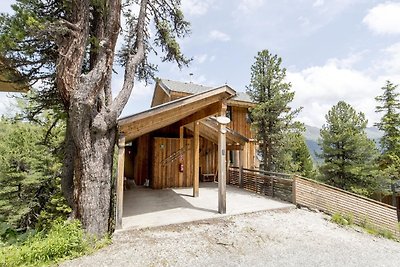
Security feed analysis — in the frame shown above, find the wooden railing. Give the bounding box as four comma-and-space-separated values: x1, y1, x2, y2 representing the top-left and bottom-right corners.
294, 175, 400, 238
229, 167, 400, 238
229, 167, 293, 202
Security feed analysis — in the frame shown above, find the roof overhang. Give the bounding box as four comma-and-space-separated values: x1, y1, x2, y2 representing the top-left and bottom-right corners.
0, 57, 29, 93
118, 85, 236, 142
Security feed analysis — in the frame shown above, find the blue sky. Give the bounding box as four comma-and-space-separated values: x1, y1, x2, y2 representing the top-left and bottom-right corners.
1, 0, 400, 127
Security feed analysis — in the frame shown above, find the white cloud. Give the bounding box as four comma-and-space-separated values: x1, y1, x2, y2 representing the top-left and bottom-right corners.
195, 54, 208, 64
0, 93, 19, 117
313, 0, 324, 7
209, 30, 231, 42
363, 2, 400, 35
181, 0, 215, 16
287, 56, 385, 128
382, 42, 400, 74
236, 0, 264, 13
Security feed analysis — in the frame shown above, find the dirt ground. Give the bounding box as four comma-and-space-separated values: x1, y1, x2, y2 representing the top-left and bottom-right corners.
61, 208, 400, 267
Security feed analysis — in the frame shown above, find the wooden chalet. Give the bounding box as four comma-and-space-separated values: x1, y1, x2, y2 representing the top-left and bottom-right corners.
0, 57, 29, 93
115, 79, 259, 228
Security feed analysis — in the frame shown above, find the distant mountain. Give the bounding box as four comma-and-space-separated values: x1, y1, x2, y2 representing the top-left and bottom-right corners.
303, 125, 383, 164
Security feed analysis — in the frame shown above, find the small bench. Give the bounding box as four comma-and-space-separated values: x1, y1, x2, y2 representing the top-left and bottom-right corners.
201, 169, 218, 182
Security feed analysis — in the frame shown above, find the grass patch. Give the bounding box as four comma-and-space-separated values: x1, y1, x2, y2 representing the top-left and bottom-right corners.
331, 212, 353, 226
331, 215, 398, 241
0, 219, 111, 267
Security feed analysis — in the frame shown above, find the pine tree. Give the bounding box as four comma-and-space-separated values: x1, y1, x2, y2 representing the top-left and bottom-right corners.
374, 80, 400, 205
276, 133, 315, 177
0, 0, 190, 236
375, 81, 400, 168
246, 49, 302, 172
318, 101, 379, 196
0, 116, 66, 229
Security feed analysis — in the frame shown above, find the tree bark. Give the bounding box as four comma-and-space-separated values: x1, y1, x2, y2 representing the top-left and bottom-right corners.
61, 120, 76, 209
68, 97, 117, 235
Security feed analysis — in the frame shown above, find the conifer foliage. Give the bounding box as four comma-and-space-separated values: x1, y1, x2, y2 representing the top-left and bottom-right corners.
318, 101, 378, 195
375, 81, 400, 173
246, 49, 302, 172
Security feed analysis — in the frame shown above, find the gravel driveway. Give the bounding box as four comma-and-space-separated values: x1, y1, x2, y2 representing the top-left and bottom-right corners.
62, 209, 400, 267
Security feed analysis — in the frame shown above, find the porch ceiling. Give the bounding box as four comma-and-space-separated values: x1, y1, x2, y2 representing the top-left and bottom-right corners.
118, 85, 236, 142
184, 117, 248, 148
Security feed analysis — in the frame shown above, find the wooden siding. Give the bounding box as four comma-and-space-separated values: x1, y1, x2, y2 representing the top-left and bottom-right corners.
227, 106, 253, 138
124, 134, 151, 186
199, 137, 218, 176
151, 84, 170, 107
151, 137, 194, 189
294, 176, 400, 238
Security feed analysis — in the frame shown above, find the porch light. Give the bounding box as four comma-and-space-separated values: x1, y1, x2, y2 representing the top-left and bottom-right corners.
216, 116, 230, 133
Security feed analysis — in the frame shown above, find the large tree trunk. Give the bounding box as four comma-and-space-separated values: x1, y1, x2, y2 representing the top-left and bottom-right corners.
61, 121, 76, 209
68, 98, 117, 235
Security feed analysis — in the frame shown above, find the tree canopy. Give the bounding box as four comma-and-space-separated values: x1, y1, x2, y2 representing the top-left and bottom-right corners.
318, 101, 379, 196
0, 0, 190, 236
375, 81, 400, 172
246, 49, 302, 172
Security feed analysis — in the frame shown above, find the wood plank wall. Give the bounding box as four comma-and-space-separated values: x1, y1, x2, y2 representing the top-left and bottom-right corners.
124, 134, 150, 186
152, 137, 193, 189
228, 106, 253, 138
199, 137, 218, 175
294, 176, 400, 238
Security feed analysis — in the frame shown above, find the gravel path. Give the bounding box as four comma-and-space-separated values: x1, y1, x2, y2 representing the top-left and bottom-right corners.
62, 209, 400, 267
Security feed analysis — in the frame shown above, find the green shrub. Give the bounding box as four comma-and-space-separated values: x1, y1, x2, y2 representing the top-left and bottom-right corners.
331, 213, 353, 226
0, 219, 93, 266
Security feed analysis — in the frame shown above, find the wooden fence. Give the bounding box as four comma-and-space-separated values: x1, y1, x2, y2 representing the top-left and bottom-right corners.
294, 176, 400, 238
229, 167, 293, 202
229, 167, 400, 238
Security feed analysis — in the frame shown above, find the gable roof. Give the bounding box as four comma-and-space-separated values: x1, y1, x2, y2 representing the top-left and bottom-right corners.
0, 57, 29, 93
119, 85, 236, 142
157, 79, 254, 106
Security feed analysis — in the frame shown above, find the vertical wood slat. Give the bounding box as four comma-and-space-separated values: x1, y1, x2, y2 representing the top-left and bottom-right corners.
228, 167, 293, 202
152, 137, 193, 189
116, 135, 125, 230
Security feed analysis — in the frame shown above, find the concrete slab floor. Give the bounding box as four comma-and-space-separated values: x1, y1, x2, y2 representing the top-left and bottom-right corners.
122, 182, 294, 230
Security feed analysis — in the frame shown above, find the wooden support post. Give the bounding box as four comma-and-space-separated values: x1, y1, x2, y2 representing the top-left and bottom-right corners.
193, 121, 199, 197
179, 127, 184, 187
292, 175, 297, 205
116, 135, 125, 230
239, 148, 243, 188
218, 102, 228, 214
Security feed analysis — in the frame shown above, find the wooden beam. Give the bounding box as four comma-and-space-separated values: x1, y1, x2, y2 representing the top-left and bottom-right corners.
179, 127, 184, 187
239, 148, 243, 188
121, 95, 226, 141
193, 121, 200, 197
227, 144, 243, 150
116, 135, 125, 229
218, 101, 228, 214
173, 102, 222, 127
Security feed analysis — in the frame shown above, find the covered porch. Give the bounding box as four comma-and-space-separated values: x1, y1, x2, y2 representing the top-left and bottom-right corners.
116, 85, 245, 229
122, 182, 294, 229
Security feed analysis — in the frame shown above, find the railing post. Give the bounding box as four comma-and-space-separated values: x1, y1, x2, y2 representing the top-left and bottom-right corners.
292, 175, 297, 205
116, 134, 125, 230
239, 149, 243, 188
271, 176, 274, 197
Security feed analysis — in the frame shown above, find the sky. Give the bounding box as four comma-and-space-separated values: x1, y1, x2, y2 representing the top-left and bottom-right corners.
1, 0, 400, 127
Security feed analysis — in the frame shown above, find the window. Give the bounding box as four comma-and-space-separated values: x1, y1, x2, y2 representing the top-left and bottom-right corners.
226, 106, 233, 120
